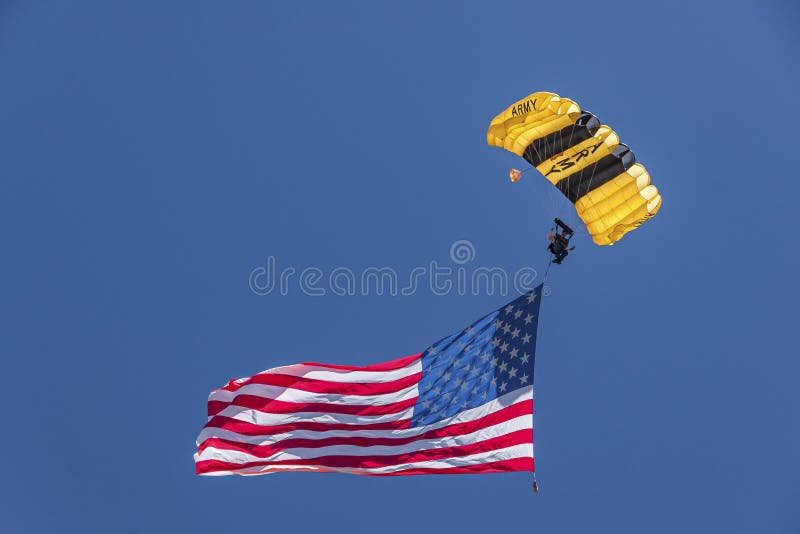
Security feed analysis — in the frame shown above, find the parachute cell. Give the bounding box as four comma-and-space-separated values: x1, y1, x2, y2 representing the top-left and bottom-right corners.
487, 91, 662, 246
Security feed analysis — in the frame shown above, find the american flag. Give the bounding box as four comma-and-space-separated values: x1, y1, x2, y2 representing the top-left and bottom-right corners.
195, 285, 543, 476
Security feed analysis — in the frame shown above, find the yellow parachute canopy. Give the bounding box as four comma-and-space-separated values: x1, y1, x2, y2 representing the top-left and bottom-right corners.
487, 91, 662, 246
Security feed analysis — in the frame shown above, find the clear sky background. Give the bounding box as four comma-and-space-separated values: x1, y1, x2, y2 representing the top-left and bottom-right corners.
1, 2, 798, 533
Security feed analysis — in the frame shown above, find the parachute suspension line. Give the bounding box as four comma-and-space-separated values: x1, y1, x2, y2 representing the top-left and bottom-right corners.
566, 155, 601, 242
549, 182, 560, 221
561, 148, 576, 232
519, 123, 567, 224
529, 124, 557, 212
545, 130, 562, 218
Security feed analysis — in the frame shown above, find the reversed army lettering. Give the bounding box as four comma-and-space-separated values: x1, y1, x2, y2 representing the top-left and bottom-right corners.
545, 141, 604, 176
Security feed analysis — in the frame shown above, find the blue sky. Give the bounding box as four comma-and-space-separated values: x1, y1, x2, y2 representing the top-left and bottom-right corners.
1, 2, 798, 533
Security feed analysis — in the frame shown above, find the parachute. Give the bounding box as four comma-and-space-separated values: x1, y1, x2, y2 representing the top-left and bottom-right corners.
487, 91, 662, 246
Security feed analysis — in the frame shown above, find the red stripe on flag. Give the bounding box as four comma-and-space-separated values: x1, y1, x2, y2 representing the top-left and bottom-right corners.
209, 395, 417, 418
196, 428, 531, 474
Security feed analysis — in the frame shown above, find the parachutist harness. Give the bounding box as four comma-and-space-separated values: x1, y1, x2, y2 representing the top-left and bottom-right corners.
547, 217, 574, 265
551, 218, 574, 245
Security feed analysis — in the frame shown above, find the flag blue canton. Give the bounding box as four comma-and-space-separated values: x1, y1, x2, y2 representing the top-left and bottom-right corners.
411, 285, 543, 426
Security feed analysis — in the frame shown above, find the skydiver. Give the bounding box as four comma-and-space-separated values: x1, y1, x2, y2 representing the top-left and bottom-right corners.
546, 227, 575, 264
